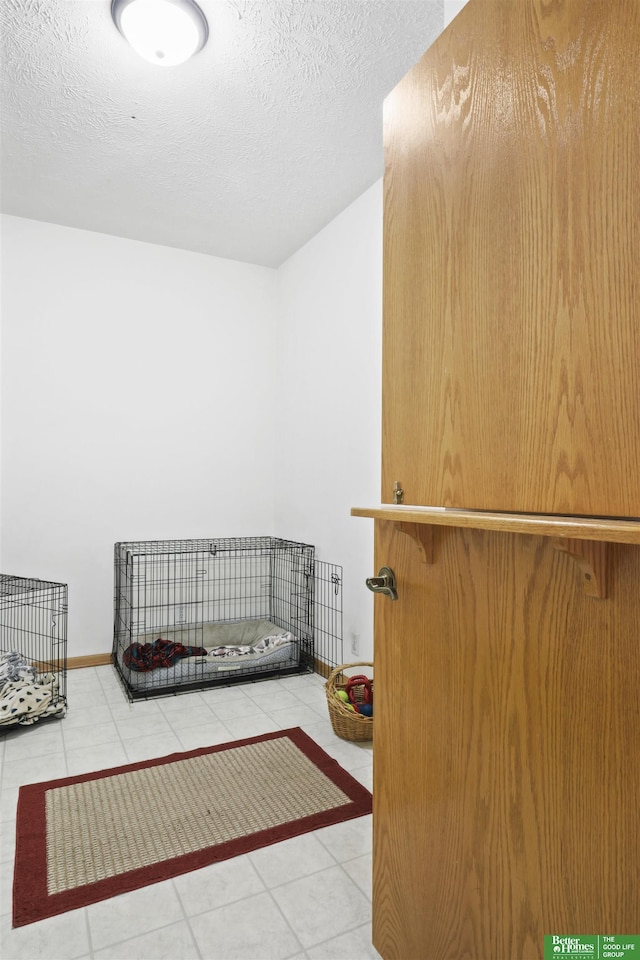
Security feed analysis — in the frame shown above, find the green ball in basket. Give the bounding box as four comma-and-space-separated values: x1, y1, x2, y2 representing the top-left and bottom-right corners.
334, 689, 356, 711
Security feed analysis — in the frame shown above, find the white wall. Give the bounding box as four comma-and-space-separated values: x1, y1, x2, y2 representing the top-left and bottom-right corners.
444, 0, 470, 28
0, 2, 460, 665
0, 215, 278, 657
1, 189, 383, 665
268, 3, 469, 661
274, 182, 383, 662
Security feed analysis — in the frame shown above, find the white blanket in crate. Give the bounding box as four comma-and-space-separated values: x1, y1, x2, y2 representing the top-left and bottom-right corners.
0, 650, 64, 726
208, 631, 294, 659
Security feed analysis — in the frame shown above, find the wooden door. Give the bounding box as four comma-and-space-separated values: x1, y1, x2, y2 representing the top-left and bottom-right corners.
372, 3, 640, 955
372, 520, 640, 960
382, 0, 640, 515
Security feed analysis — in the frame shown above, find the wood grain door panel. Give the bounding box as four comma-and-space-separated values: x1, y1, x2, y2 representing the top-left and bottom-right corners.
382, 0, 640, 514
372, 520, 640, 960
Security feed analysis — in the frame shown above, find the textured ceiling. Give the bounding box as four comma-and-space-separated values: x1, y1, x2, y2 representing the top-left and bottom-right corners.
1, 0, 444, 267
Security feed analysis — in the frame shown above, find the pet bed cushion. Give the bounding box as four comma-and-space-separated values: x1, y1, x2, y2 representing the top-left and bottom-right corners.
119, 619, 299, 690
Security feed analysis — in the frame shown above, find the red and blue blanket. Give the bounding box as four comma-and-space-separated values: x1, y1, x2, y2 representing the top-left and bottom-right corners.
123, 638, 207, 672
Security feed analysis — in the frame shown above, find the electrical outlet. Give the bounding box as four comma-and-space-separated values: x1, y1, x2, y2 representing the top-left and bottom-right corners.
177, 605, 186, 623
350, 632, 360, 656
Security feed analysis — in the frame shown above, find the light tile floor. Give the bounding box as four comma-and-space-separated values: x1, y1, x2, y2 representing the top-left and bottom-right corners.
0, 665, 380, 960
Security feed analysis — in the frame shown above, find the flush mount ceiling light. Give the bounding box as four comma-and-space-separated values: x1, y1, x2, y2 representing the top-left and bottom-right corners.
111, 0, 208, 66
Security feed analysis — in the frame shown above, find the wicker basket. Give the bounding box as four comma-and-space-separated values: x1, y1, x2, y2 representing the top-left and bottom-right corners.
325, 662, 374, 742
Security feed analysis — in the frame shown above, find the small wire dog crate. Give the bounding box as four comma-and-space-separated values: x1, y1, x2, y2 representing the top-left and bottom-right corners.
0, 575, 68, 727
113, 537, 343, 700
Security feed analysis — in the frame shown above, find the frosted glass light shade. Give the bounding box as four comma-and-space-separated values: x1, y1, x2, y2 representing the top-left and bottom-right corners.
111, 0, 208, 66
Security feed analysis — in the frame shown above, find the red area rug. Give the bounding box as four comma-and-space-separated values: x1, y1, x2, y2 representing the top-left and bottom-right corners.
13, 726, 371, 927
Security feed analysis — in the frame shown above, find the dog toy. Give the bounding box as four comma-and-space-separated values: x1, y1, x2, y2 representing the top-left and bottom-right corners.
345, 674, 373, 706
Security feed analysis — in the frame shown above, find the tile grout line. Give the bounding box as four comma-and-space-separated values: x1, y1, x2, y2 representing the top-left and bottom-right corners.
83, 907, 95, 960
263, 886, 307, 958
170, 877, 205, 960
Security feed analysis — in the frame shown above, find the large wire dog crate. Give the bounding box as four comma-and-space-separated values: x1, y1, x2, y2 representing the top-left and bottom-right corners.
113, 537, 343, 700
0, 575, 68, 727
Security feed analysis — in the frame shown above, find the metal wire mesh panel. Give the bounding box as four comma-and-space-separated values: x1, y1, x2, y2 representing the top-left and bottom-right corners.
112, 537, 330, 700
0, 575, 68, 726
313, 561, 344, 677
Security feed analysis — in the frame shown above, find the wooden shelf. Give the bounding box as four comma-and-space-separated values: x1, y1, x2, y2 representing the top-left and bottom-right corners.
351, 504, 640, 545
